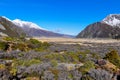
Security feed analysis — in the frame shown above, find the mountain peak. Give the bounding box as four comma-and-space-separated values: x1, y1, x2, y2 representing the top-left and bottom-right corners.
77, 14, 120, 38
12, 19, 44, 29
102, 14, 120, 27
0, 16, 73, 38
0, 16, 43, 30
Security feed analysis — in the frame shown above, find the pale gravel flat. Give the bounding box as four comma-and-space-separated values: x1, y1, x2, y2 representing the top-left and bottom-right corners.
34, 37, 120, 44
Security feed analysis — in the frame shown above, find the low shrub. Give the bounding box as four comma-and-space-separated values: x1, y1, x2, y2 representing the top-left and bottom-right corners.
51, 60, 58, 67
15, 59, 41, 67
10, 67, 17, 76
0, 64, 6, 70
104, 50, 120, 68
3, 37, 16, 41
27, 38, 50, 51
79, 61, 95, 74
0, 41, 7, 50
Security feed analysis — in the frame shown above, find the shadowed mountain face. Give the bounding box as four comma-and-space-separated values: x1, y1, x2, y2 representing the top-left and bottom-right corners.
21, 27, 69, 37
77, 14, 120, 38
0, 17, 26, 37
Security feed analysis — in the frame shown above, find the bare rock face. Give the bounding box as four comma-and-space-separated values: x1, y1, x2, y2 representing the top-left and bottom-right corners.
77, 14, 120, 39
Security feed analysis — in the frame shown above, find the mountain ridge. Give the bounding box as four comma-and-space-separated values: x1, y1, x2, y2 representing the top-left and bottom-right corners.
77, 14, 120, 38
0, 16, 73, 38
12, 19, 44, 29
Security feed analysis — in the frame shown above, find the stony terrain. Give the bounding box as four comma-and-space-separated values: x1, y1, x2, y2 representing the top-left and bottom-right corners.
0, 37, 120, 80
37, 37, 120, 56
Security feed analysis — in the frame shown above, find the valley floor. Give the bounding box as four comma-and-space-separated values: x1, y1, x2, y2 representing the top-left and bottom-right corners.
0, 37, 120, 80
36, 37, 120, 44
36, 37, 120, 55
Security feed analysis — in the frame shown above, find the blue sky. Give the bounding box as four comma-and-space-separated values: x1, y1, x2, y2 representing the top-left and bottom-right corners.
0, 0, 120, 35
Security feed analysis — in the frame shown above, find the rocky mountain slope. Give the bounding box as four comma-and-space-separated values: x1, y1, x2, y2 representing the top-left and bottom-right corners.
0, 17, 26, 37
77, 14, 120, 38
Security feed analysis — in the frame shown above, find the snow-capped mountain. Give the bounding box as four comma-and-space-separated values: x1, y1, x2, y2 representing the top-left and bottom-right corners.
12, 19, 44, 30
0, 16, 73, 38
12, 19, 72, 37
77, 14, 120, 38
102, 14, 120, 27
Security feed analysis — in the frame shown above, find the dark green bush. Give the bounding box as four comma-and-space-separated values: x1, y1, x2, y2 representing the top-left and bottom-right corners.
27, 39, 42, 48
0, 41, 7, 50
27, 38, 50, 51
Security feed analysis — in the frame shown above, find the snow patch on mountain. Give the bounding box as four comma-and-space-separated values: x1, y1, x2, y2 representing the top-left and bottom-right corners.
0, 24, 6, 30
12, 19, 44, 29
102, 14, 120, 27
1, 16, 44, 30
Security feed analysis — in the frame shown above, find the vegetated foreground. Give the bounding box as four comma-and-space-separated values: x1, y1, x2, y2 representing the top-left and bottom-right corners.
0, 37, 120, 80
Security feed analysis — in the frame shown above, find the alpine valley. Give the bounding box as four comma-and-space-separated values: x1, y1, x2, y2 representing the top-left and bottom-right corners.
0, 15, 120, 80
